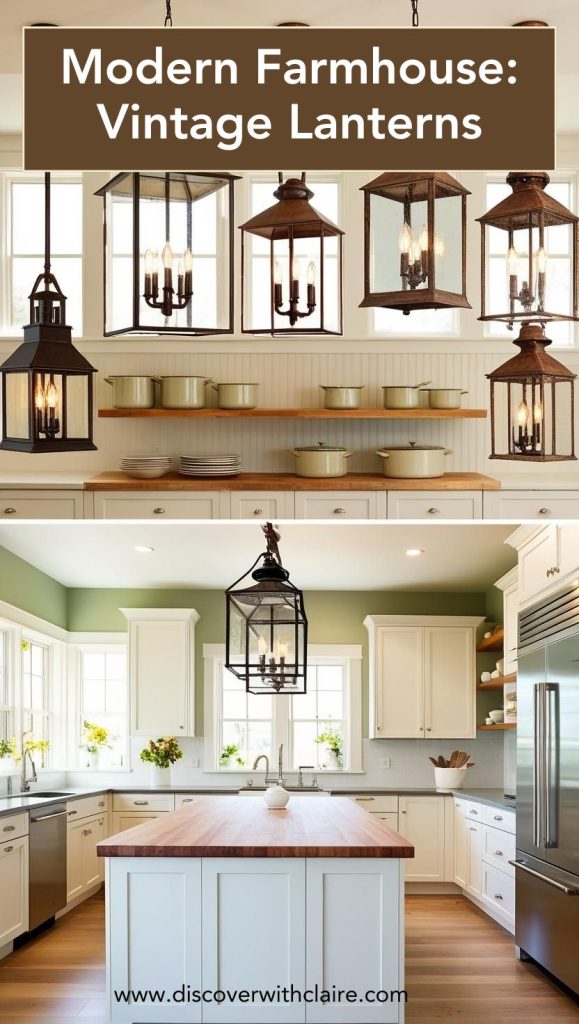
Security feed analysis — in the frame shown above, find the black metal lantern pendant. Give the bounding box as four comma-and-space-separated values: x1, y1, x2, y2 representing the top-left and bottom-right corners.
225, 523, 308, 695
95, 171, 239, 336
240, 173, 344, 336
360, 172, 471, 315
0, 174, 96, 453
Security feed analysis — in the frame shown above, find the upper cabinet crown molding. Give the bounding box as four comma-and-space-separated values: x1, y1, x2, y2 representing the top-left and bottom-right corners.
363, 614, 485, 629
121, 607, 200, 624
494, 566, 519, 592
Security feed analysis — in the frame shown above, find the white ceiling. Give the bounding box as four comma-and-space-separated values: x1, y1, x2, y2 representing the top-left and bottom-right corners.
0, 522, 516, 590
1, 1, 578, 133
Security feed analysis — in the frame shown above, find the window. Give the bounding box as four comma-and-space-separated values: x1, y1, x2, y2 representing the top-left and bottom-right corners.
485, 177, 575, 347
0, 629, 12, 752
206, 645, 362, 774
373, 305, 457, 337
21, 638, 50, 767
4, 175, 83, 335
78, 647, 128, 769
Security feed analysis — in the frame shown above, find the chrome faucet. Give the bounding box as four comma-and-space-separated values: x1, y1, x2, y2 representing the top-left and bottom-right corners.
277, 744, 286, 786
298, 765, 315, 788
20, 733, 37, 793
252, 753, 277, 786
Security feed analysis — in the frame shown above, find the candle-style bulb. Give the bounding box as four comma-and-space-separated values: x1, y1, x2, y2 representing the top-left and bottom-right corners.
516, 400, 528, 427
292, 256, 300, 283
434, 234, 445, 258
537, 247, 547, 274
34, 381, 45, 410
507, 246, 518, 276
161, 243, 173, 269
274, 259, 283, 285
399, 222, 412, 255
46, 381, 59, 410
418, 225, 428, 252
411, 240, 422, 264
307, 260, 316, 286
177, 259, 184, 277
184, 249, 193, 273
533, 400, 543, 424
277, 641, 288, 660
258, 635, 267, 656
144, 249, 155, 275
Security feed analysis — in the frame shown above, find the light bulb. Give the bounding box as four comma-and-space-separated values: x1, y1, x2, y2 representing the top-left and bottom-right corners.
537, 247, 547, 273
46, 381, 59, 410
161, 243, 173, 269
258, 635, 267, 656
398, 222, 412, 254
434, 234, 445, 258
277, 641, 288, 660
292, 256, 300, 283
418, 225, 428, 252
507, 246, 518, 276
183, 249, 193, 273
144, 249, 155, 275
34, 381, 45, 410
177, 259, 184, 277
307, 260, 316, 285
533, 400, 543, 424
411, 240, 422, 264
274, 259, 282, 285
516, 400, 528, 427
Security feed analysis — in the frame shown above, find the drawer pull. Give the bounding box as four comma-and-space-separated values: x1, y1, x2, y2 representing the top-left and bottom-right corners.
355, 797, 375, 802
182, 798, 194, 803
253, 508, 263, 516
98, 819, 104, 825
83, 829, 93, 837
153, 507, 166, 515
469, 809, 478, 815
426, 727, 431, 732
427, 507, 440, 514
2, 825, 15, 832
494, 893, 504, 901
3, 508, 16, 515
333, 507, 346, 515
494, 814, 503, 821
3, 845, 14, 853
98, 801, 105, 807
68, 810, 78, 816
133, 800, 149, 806
510, 859, 579, 895
495, 850, 504, 856
539, 507, 551, 515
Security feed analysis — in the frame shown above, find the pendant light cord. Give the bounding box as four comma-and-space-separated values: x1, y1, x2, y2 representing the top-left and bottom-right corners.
164, 0, 173, 26
44, 171, 51, 279
411, 0, 419, 27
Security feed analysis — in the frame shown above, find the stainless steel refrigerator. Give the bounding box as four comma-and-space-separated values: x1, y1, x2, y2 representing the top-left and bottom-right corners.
515, 582, 579, 994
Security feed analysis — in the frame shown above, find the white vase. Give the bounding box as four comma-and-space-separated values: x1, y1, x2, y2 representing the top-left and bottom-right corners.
263, 785, 290, 809
148, 764, 170, 787
84, 751, 98, 770
323, 748, 340, 770
434, 766, 468, 791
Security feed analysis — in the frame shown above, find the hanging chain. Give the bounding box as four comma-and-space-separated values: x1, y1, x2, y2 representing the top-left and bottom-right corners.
164, 0, 173, 26
411, 0, 419, 27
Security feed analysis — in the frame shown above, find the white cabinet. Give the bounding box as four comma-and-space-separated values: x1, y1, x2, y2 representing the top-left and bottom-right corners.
122, 608, 199, 737
483, 490, 579, 520
294, 491, 387, 520
230, 491, 295, 519
398, 796, 446, 882
365, 615, 481, 739
454, 799, 481, 898
454, 798, 515, 933
465, 820, 482, 899
0, 489, 84, 519
508, 524, 579, 608
0, 835, 28, 945
93, 491, 230, 519
67, 813, 107, 903
388, 491, 482, 520
494, 567, 519, 674
111, 811, 164, 834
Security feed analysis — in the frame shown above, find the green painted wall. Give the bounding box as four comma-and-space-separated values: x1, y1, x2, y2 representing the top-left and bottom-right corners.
0, 545, 67, 628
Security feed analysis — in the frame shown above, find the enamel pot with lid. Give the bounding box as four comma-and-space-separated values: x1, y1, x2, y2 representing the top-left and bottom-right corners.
291, 441, 352, 478
104, 376, 156, 409
382, 382, 431, 409
425, 388, 469, 409
376, 441, 452, 479
156, 376, 213, 409
319, 385, 365, 410
212, 383, 259, 409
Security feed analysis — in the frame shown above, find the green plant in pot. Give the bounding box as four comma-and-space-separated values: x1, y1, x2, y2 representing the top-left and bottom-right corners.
0, 737, 17, 768
219, 743, 245, 769
315, 727, 343, 769
140, 737, 183, 786
81, 720, 113, 768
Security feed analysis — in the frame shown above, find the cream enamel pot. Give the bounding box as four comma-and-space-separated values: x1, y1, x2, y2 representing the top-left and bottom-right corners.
425, 388, 469, 409
212, 383, 259, 409
376, 442, 452, 479
104, 376, 156, 409
382, 382, 431, 409
156, 376, 213, 409
291, 442, 352, 478
320, 385, 365, 410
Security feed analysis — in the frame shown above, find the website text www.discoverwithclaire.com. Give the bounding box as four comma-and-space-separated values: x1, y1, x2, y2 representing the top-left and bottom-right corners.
114, 984, 408, 1006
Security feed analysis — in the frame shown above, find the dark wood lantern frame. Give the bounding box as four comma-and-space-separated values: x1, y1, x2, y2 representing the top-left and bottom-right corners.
478, 172, 579, 328
225, 524, 308, 696
487, 324, 576, 462
360, 171, 471, 314
240, 173, 344, 336
95, 171, 239, 337
0, 173, 96, 454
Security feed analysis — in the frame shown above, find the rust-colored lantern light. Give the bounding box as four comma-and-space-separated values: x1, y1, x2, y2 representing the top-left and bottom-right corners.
487, 324, 576, 462
240, 173, 344, 336
360, 172, 471, 315
478, 172, 579, 329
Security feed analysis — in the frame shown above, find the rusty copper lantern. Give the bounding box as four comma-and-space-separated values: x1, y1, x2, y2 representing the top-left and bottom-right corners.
359, 172, 471, 315
240, 173, 344, 336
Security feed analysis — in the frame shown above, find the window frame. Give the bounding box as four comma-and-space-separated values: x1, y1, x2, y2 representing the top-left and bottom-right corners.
69, 634, 129, 772
21, 632, 52, 768
204, 643, 362, 775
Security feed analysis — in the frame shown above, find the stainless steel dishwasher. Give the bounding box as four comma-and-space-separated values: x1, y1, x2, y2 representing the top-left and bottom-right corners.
29, 802, 67, 930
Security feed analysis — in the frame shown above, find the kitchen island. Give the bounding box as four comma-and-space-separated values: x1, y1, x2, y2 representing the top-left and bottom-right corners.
98, 795, 414, 1024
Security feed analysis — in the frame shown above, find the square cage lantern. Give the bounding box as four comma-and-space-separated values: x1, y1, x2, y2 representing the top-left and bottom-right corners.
95, 171, 239, 336
487, 324, 576, 462
360, 172, 471, 314
240, 173, 344, 336
478, 172, 579, 328
225, 524, 308, 695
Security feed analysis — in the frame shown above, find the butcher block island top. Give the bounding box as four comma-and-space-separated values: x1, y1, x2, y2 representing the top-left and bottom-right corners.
86, 471, 500, 491
97, 795, 414, 859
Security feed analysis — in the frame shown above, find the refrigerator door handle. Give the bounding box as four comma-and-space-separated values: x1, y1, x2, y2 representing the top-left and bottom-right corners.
544, 683, 559, 848
533, 683, 545, 848
510, 859, 578, 895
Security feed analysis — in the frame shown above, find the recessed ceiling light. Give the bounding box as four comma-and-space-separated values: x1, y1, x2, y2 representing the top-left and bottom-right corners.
135, 545, 155, 553
405, 548, 424, 557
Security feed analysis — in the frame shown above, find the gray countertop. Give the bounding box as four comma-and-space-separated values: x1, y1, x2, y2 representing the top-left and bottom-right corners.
451, 788, 517, 810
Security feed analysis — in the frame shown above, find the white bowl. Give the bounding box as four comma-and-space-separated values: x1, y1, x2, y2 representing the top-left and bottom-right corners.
263, 785, 290, 809
433, 766, 468, 791
489, 709, 505, 724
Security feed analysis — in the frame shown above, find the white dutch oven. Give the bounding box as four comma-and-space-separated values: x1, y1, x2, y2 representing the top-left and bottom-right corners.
425, 388, 469, 409
382, 381, 431, 409
291, 442, 352, 478
212, 383, 259, 409
104, 376, 156, 409
319, 385, 365, 410
156, 376, 213, 409
376, 442, 452, 479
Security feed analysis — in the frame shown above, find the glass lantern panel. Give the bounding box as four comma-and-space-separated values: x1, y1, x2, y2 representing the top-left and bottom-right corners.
433, 190, 462, 294
227, 599, 247, 663
106, 183, 134, 334
65, 375, 90, 439
271, 235, 328, 332
486, 220, 574, 321
5, 373, 29, 439
369, 191, 429, 293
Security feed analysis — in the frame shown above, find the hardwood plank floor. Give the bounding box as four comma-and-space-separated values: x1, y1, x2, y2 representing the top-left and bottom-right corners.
0, 891, 577, 1021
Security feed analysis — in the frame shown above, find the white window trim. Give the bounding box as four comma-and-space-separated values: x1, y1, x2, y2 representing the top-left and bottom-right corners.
69, 635, 129, 773
203, 642, 363, 776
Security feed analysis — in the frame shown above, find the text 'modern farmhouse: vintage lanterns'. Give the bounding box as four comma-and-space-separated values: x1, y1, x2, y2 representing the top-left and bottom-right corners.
225, 523, 308, 696
0, 173, 96, 454
95, 171, 239, 336
480, 172, 578, 462
240, 173, 344, 336
360, 172, 471, 315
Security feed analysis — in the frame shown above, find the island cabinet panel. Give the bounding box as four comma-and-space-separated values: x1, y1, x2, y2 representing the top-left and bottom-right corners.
107, 857, 202, 1024
201, 858, 306, 1024
305, 859, 403, 1024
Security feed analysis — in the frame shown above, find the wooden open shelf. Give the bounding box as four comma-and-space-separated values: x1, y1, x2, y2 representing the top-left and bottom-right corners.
476, 628, 504, 653
477, 672, 517, 691
98, 407, 488, 420
478, 723, 516, 731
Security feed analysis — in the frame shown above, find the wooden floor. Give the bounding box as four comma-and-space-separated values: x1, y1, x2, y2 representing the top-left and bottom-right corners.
0, 892, 578, 1022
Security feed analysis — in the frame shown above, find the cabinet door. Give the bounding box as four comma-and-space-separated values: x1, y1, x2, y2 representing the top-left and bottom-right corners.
503, 583, 519, 674
453, 800, 467, 888
67, 821, 84, 903
111, 811, 162, 834
518, 527, 558, 605
81, 815, 107, 890
388, 492, 481, 520
556, 524, 579, 580
374, 626, 424, 738
294, 492, 381, 520
398, 796, 446, 882
0, 836, 28, 944
230, 491, 295, 519
93, 492, 228, 519
127, 612, 197, 736
0, 490, 83, 519
466, 821, 482, 899
424, 627, 475, 739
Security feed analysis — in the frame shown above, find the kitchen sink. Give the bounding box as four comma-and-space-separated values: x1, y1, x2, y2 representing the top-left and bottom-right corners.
238, 786, 327, 795
31, 791, 74, 798
5, 791, 74, 799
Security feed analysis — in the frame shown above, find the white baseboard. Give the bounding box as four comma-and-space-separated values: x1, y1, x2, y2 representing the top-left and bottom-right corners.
406, 882, 461, 894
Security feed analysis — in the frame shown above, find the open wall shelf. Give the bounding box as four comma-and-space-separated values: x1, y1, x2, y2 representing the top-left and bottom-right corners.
477, 723, 516, 731
476, 628, 504, 653
98, 407, 488, 420
477, 672, 517, 691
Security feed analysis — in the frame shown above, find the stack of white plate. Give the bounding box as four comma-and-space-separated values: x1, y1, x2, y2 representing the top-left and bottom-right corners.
120, 454, 172, 479
179, 453, 241, 477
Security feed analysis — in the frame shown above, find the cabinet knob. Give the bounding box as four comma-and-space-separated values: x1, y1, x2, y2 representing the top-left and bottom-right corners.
495, 850, 504, 856
83, 829, 92, 836
3, 845, 14, 853
253, 508, 263, 516
182, 798, 193, 803
470, 809, 478, 815
400, 810, 406, 814
539, 507, 551, 515
426, 727, 432, 732
2, 825, 15, 832
98, 819, 104, 825
98, 801, 105, 807
180, 725, 184, 730
3, 508, 16, 515
494, 814, 503, 821
333, 507, 346, 515
427, 507, 440, 515
134, 800, 149, 806
494, 893, 504, 901
153, 507, 166, 515
68, 810, 78, 816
